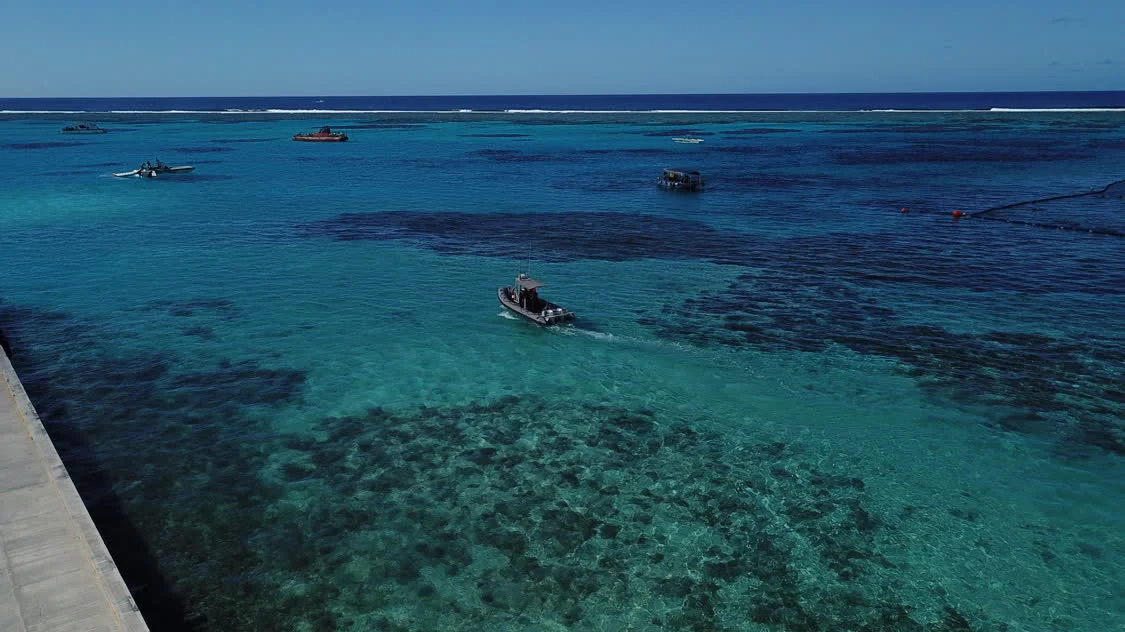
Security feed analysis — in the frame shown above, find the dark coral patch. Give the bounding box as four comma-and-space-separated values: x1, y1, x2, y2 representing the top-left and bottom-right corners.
0, 300, 311, 631
180, 325, 217, 341
40, 169, 99, 177
297, 210, 1125, 298
470, 149, 576, 163
0, 298, 1075, 630
458, 133, 531, 138
144, 298, 240, 320
4, 141, 90, 149
639, 264, 1125, 456
172, 146, 236, 153
834, 145, 1089, 165
209, 138, 278, 144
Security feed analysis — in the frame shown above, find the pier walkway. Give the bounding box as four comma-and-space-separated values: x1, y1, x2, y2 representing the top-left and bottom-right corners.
1, 351, 148, 632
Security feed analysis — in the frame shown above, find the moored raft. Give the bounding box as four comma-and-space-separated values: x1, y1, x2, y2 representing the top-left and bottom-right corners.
61, 122, 107, 134
658, 168, 705, 191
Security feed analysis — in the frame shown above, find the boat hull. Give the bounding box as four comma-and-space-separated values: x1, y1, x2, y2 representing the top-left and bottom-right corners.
658, 180, 704, 191
113, 166, 194, 177
498, 287, 575, 326
292, 135, 348, 142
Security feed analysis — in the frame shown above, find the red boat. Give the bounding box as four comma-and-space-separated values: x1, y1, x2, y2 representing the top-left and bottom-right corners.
292, 126, 348, 142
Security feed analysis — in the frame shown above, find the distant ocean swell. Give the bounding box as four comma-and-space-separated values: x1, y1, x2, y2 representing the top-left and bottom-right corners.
2, 91, 1124, 115
1, 102, 1123, 632
4, 108, 1125, 116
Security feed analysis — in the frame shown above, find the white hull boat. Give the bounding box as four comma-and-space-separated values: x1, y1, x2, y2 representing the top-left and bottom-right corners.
114, 161, 195, 178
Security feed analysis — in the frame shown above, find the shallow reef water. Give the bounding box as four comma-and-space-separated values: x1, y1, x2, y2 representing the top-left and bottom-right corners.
0, 310, 1008, 630
1, 111, 1124, 631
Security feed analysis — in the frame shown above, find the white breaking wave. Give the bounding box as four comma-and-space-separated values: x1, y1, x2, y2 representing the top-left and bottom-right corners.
989, 107, 1125, 112
504, 108, 766, 114
4, 107, 1123, 115
649, 109, 763, 113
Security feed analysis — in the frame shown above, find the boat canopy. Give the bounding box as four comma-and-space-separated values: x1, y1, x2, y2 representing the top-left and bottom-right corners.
664, 168, 701, 176
517, 277, 547, 290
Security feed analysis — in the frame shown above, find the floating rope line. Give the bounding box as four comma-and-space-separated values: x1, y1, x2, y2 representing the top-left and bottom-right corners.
899, 179, 1125, 237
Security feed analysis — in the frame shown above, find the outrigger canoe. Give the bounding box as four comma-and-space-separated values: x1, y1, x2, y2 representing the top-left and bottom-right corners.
114, 160, 195, 177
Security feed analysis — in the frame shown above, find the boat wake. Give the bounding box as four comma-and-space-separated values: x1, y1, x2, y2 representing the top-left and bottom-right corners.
557, 327, 616, 342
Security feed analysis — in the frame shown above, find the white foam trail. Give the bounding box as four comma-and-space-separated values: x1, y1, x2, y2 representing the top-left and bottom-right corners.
988, 107, 1125, 112
649, 109, 761, 113
498, 310, 519, 321
504, 109, 620, 114
264, 109, 394, 114
557, 327, 617, 342
859, 107, 1125, 113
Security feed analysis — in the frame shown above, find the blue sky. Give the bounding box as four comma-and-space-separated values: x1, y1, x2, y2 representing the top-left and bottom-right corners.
1, 0, 1122, 96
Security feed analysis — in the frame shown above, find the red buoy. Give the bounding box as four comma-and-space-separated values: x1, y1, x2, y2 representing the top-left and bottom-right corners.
952, 210, 965, 219
901, 207, 910, 214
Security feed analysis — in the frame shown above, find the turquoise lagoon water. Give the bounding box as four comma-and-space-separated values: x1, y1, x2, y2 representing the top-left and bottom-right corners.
1, 111, 1124, 631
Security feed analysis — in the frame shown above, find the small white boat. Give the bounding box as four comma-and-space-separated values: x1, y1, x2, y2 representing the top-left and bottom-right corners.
114, 159, 195, 177
673, 137, 704, 144
114, 169, 152, 178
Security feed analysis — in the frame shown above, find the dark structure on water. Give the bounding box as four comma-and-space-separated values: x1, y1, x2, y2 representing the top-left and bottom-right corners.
658, 168, 705, 191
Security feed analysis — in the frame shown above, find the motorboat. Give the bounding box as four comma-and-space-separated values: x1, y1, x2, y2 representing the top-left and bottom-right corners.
114, 158, 195, 177
673, 137, 704, 144
658, 168, 705, 191
498, 273, 576, 326
293, 126, 348, 142
61, 122, 107, 134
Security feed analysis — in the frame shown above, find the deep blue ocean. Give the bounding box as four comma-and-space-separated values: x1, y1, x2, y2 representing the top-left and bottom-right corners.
3, 91, 1125, 114
1, 93, 1123, 631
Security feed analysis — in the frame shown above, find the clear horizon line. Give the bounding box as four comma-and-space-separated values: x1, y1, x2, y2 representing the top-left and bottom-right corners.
3, 89, 1124, 100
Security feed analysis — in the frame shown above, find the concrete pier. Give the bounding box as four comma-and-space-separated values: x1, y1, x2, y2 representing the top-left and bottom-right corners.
0, 349, 149, 632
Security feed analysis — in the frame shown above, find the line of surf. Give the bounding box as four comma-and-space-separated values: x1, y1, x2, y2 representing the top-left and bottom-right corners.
3, 107, 1122, 115
987, 107, 1125, 112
